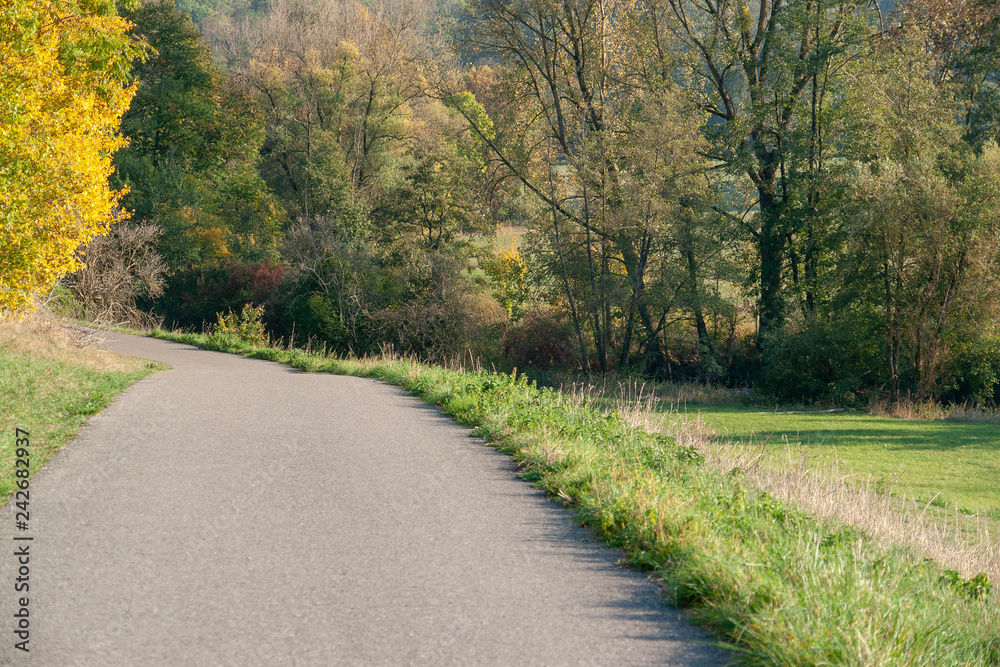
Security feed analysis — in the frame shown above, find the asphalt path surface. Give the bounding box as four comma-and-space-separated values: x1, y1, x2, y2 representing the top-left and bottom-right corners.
0, 333, 728, 666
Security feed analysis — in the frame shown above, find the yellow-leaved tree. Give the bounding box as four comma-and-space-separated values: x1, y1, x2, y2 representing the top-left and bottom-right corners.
0, 0, 142, 312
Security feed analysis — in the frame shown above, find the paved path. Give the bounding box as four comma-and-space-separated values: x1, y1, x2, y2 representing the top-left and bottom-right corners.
0, 333, 727, 666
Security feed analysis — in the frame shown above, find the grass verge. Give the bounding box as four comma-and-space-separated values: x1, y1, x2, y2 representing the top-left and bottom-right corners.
151, 328, 999, 666
0, 311, 162, 502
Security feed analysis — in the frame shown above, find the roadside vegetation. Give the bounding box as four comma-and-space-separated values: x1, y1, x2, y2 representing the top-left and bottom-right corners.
0, 310, 161, 501
2, 0, 999, 663
150, 325, 1000, 665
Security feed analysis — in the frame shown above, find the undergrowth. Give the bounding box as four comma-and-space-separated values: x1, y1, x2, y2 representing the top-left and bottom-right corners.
150, 328, 1000, 666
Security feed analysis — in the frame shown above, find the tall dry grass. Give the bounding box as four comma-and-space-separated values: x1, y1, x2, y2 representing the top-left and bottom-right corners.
698, 427, 1000, 584
556, 375, 747, 407
0, 304, 145, 372
870, 395, 1000, 424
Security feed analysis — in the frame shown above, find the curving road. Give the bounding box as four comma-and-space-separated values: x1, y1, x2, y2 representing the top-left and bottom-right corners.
0, 333, 727, 666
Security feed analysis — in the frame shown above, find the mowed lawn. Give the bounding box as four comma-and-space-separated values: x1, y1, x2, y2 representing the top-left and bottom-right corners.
673, 405, 1000, 519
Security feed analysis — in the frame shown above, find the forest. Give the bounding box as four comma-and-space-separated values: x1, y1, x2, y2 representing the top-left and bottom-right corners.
4, 0, 1000, 406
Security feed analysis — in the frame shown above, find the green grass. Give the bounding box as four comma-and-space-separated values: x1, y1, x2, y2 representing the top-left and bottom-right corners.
0, 330, 161, 503
676, 405, 1000, 518
151, 327, 1000, 666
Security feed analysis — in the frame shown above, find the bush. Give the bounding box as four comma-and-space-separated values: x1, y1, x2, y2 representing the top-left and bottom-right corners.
503, 309, 581, 371
44, 284, 85, 321
760, 317, 882, 403
941, 335, 1000, 405
154, 260, 284, 329
64, 223, 167, 327
376, 290, 506, 363
481, 247, 529, 321
211, 303, 269, 347
304, 294, 352, 351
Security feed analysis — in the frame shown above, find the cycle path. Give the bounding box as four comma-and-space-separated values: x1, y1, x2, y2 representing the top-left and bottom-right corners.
0, 332, 727, 665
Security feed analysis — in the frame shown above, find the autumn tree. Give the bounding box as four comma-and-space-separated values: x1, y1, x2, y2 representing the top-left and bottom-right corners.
216, 0, 503, 357
114, 0, 281, 271
222, 0, 427, 218
0, 0, 141, 312
374, 96, 491, 250
898, 0, 1000, 148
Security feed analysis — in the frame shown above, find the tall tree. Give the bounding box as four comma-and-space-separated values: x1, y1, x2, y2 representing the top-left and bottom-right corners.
847, 28, 1000, 400
454, 0, 713, 374
658, 0, 876, 338
115, 0, 281, 271
898, 0, 1000, 148
225, 0, 426, 219
374, 97, 490, 250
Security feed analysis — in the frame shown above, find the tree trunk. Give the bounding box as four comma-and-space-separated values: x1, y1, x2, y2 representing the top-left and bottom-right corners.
884, 259, 900, 404
685, 245, 714, 359
583, 187, 608, 373
549, 182, 590, 375
758, 188, 786, 340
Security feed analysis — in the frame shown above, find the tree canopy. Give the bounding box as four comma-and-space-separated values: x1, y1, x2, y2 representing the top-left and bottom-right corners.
10, 0, 1000, 404
0, 0, 142, 312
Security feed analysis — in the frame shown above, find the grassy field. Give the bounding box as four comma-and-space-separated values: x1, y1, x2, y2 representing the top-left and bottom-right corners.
152, 327, 1000, 666
0, 312, 161, 501
669, 405, 1000, 519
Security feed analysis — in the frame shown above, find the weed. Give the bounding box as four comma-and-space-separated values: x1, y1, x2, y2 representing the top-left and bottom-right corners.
941, 570, 992, 600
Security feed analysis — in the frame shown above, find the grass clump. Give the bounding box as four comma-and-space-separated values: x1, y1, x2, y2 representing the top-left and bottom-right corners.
149, 328, 1000, 666
0, 310, 162, 502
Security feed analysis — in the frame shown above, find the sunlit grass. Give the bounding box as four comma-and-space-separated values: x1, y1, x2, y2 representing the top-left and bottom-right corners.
674, 405, 1000, 519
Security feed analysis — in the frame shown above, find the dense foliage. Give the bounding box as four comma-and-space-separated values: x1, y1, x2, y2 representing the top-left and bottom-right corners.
7, 0, 998, 405
0, 0, 142, 311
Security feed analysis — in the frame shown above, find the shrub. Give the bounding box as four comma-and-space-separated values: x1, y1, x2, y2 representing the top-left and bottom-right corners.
305, 294, 351, 350
43, 284, 85, 321
481, 247, 530, 321
64, 223, 167, 327
376, 291, 505, 363
941, 335, 1000, 405
155, 260, 284, 328
504, 309, 581, 371
759, 317, 882, 403
212, 303, 268, 347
